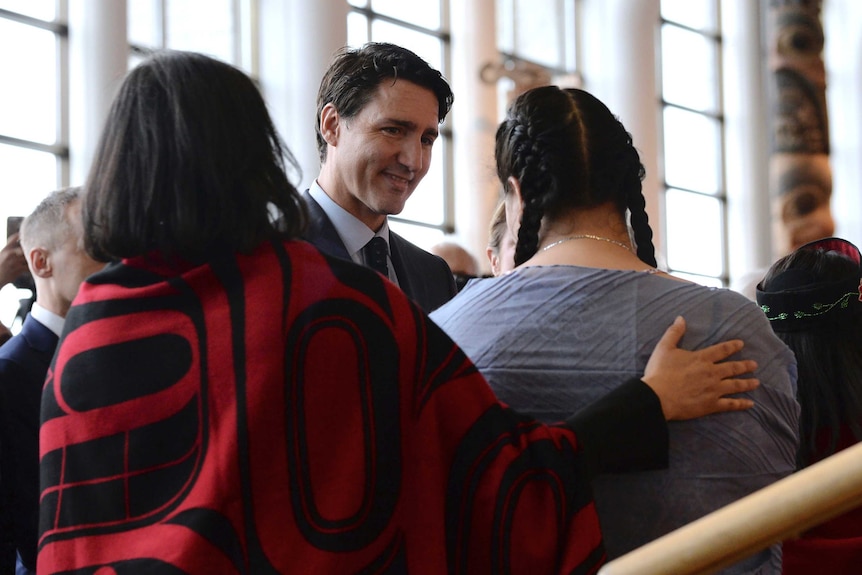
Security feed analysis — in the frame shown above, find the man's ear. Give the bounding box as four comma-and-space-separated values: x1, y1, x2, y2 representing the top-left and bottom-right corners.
504, 176, 524, 240
28, 247, 51, 278
320, 103, 341, 148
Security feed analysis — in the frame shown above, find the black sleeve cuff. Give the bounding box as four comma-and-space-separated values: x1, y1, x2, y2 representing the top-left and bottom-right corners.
565, 378, 669, 478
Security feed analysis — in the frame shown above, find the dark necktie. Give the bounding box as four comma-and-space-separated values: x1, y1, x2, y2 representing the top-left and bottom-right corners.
363, 236, 389, 278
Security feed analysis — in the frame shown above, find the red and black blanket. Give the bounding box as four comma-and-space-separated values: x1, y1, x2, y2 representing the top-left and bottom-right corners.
38, 240, 608, 574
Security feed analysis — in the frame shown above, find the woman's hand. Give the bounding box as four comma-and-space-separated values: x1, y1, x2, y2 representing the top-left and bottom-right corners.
642, 316, 759, 421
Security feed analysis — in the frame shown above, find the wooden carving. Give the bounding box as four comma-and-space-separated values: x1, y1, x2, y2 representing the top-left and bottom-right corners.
766, 0, 834, 256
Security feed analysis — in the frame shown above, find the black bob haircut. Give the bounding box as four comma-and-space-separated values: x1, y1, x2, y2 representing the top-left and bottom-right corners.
83, 50, 306, 265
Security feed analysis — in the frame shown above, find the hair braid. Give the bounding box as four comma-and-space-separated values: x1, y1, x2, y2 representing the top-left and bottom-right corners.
612, 126, 656, 268
627, 183, 657, 268
506, 125, 548, 265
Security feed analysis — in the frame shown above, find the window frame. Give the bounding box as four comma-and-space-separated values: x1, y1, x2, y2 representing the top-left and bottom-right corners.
657, 4, 729, 286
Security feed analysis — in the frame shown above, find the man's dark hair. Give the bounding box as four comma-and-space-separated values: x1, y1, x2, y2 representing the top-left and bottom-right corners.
83, 50, 306, 264
315, 42, 454, 162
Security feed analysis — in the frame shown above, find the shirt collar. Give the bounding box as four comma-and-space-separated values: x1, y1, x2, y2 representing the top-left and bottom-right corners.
309, 180, 391, 262
30, 302, 65, 338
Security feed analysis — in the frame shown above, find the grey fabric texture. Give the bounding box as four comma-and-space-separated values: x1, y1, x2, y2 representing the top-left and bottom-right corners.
431, 265, 800, 574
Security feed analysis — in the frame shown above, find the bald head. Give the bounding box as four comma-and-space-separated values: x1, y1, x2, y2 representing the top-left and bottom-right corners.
430, 241, 480, 277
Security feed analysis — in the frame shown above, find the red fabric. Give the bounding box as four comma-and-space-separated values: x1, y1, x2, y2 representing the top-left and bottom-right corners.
782, 427, 862, 574
38, 240, 605, 574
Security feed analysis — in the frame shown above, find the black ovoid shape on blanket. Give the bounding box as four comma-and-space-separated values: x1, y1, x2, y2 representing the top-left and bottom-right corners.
61, 334, 193, 410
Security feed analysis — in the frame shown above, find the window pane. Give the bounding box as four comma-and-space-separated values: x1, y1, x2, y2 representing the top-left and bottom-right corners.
398, 139, 446, 226
660, 0, 718, 33
0, 19, 56, 144
663, 107, 721, 194
496, 0, 514, 53
0, 144, 56, 323
347, 12, 369, 48
0, 0, 55, 21
370, 0, 441, 30
389, 221, 445, 252
0, 144, 58, 210
668, 271, 724, 288
370, 20, 443, 72
512, 0, 564, 68
661, 24, 719, 113
665, 189, 724, 277
128, 0, 163, 47
166, 0, 234, 64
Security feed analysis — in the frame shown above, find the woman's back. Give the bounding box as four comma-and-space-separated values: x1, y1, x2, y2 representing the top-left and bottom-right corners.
432, 266, 800, 573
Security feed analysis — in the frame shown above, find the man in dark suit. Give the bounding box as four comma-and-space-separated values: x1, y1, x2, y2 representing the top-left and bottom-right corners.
304, 42, 456, 312
0, 188, 104, 574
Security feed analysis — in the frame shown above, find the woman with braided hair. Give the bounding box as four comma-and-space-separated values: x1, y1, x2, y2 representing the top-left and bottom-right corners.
431, 85, 800, 574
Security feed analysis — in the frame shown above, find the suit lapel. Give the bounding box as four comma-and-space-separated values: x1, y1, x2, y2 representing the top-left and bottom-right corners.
388, 235, 414, 299
301, 191, 352, 261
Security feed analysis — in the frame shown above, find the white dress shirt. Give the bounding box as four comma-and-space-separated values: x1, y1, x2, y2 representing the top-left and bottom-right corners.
309, 180, 398, 285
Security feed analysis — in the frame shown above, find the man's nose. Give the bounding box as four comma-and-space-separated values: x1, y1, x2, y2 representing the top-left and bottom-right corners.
398, 137, 423, 172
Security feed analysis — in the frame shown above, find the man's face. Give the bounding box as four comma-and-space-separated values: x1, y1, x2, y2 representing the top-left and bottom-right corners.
53, 203, 104, 311
321, 79, 440, 230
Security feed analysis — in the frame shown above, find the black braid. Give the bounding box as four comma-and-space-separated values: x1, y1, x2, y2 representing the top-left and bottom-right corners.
506, 124, 549, 266
616, 131, 656, 268
627, 183, 657, 268
514, 192, 544, 266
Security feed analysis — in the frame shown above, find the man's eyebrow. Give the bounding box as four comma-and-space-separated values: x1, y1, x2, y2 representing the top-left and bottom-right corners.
384, 118, 439, 138
385, 118, 416, 129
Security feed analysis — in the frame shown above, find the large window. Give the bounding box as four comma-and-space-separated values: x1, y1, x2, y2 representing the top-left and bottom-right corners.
0, 0, 68, 326
494, 0, 579, 123
128, 0, 257, 74
659, 0, 727, 287
346, 0, 452, 249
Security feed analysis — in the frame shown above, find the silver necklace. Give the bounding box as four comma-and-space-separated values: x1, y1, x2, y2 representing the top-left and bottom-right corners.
541, 234, 632, 253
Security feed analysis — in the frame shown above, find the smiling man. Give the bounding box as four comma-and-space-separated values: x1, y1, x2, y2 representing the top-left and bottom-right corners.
304, 42, 457, 312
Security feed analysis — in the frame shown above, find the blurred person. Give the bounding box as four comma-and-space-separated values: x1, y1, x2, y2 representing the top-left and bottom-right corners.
757, 237, 862, 575
0, 187, 103, 575
431, 86, 800, 574
0, 233, 30, 345
304, 42, 456, 312
429, 241, 481, 291
37, 51, 760, 574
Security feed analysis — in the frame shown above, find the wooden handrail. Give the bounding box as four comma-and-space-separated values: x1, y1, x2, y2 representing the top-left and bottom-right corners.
597, 440, 862, 575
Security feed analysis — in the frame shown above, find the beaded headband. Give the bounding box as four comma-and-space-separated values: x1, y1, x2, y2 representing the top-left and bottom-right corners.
756, 237, 862, 332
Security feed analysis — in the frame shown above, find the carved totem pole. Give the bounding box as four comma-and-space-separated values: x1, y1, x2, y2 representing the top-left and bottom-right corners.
766, 0, 834, 257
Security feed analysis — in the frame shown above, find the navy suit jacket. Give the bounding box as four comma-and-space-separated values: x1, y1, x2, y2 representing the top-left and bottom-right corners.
0, 315, 58, 571
301, 191, 456, 312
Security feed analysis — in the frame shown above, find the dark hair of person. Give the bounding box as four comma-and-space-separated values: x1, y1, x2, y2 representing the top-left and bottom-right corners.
761, 248, 862, 467
487, 201, 507, 255
83, 50, 306, 264
315, 42, 454, 162
494, 86, 654, 267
